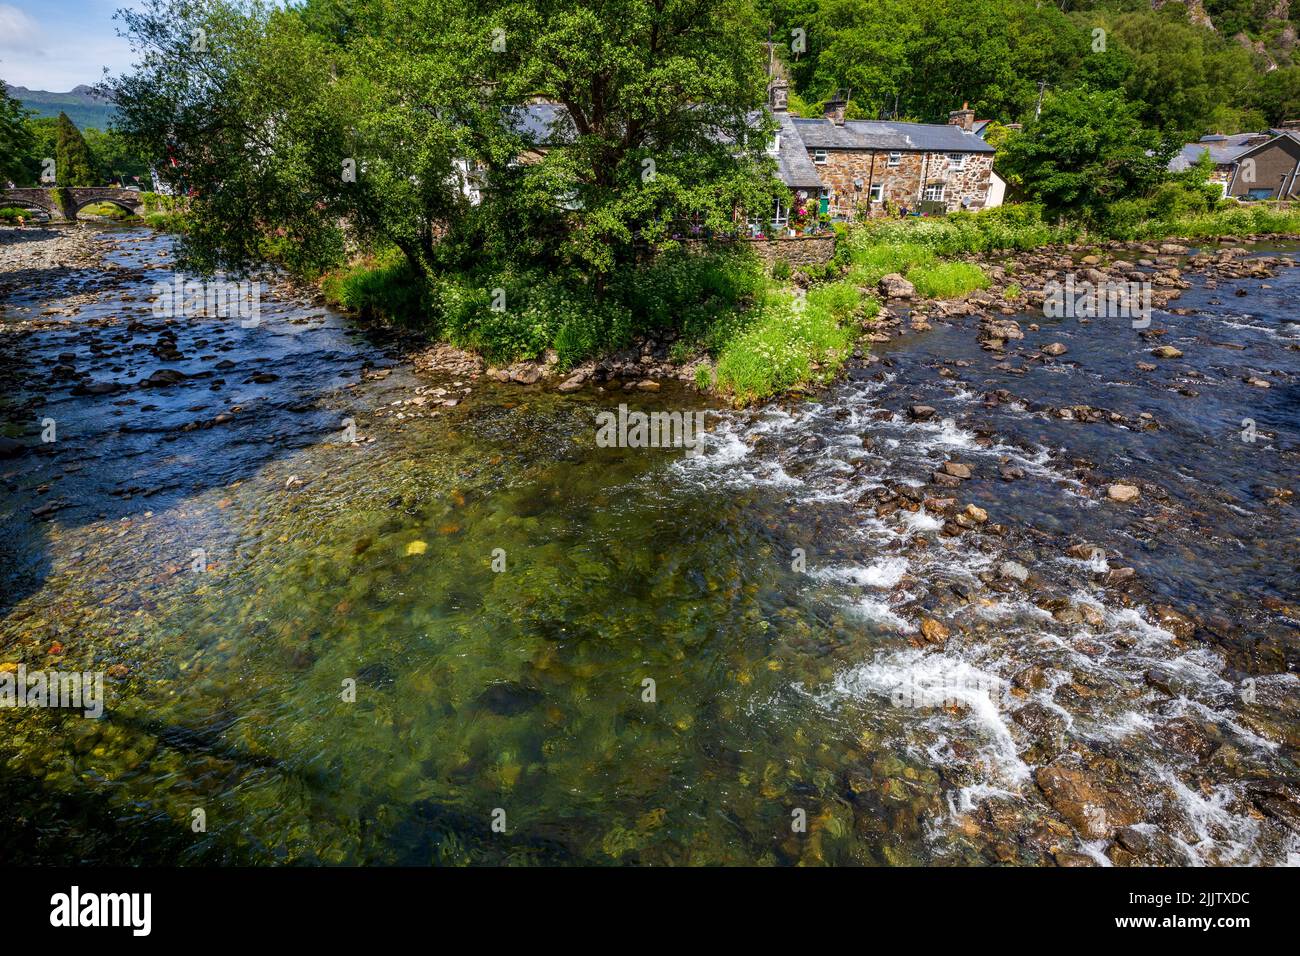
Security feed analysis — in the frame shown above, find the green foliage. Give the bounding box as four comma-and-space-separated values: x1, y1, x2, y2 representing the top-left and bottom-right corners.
321, 254, 431, 323
1089, 8, 1268, 140
0, 81, 33, 183
843, 205, 1069, 271
844, 242, 936, 286
54, 112, 97, 186
996, 88, 1171, 222
109, 0, 783, 286
81, 126, 152, 186
713, 288, 857, 404
905, 260, 989, 298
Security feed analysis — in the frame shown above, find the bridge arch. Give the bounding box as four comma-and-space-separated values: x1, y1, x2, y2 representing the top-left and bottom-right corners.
72, 196, 144, 218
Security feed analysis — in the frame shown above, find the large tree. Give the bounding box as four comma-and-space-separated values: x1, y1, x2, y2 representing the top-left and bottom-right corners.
55, 112, 98, 186
996, 87, 1173, 221
107, 0, 782, 283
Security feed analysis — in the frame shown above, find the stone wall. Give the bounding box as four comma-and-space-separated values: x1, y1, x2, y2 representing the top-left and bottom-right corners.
680, 235, 836, 268
811, 149, 995, 217
748, 235, 836, 267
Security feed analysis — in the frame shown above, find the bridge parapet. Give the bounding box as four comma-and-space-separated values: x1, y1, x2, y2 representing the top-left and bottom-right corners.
1, 187, 146, 222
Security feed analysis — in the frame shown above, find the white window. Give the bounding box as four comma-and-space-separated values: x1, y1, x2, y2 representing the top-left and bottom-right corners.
813, 149, 828, 164
869, 183, 883, 203
923, 184, 945, 202
768, 133, 781, 155
887, 151, 902, 167
947, 152, 966, 169
771, 200, 789, 231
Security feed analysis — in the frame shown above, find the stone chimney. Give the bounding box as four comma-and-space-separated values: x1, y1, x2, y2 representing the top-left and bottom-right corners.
948, 101, 976, 132
766, 42, 789, 113
824, 91, 849, 126
769, 79, 789, 112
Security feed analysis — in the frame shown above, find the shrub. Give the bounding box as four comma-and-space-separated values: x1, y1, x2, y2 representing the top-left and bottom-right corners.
321, 254, 429, 326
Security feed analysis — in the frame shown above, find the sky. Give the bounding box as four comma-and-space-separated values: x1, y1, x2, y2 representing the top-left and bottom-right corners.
0, 0, 140, 90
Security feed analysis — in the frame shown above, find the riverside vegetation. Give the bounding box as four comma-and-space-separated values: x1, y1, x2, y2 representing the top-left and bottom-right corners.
29, 0, 1283, 408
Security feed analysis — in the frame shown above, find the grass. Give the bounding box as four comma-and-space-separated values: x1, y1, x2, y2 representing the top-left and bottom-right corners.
844, 242, 936, 287
712, 280, 873, 405
1133, 204, 1300, 241
321, 253, 429, 324
846, 203, 1075, 256
906, 261, 990, 298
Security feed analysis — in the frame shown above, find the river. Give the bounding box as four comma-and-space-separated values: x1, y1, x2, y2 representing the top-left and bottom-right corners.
1, 223, 1297, 865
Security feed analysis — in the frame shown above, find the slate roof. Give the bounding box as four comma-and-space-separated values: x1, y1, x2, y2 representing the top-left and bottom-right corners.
1168, 132, 1278, 171
792, 117, 995, 153
772, 112, 824, 190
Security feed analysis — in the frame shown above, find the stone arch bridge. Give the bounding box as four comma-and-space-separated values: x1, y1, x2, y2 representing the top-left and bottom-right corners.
1, 187, 145, 222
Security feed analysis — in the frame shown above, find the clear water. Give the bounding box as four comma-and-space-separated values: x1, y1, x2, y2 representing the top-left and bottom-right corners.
1, 226, 1297, 865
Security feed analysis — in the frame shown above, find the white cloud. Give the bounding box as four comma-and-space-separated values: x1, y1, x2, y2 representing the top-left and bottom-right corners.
0, 5, 43, 51
0, 2, 136, 91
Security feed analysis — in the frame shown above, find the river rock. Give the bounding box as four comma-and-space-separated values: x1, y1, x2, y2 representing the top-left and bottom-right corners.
141, 368, 186, 387
1150, 345, 1183, 359
1041, 342, 1068, 356
919, 618, 950, 644
998, 560, 1030, 584
1107, 483, 1140, 503
1035, 761, 1141, 839
907, 405, 936, 421
878, 274, 914, 299
941, 461, 972, 479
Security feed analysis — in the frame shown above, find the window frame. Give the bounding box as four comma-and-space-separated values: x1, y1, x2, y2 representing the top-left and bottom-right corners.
887, 151, 902, 167
812, 148, 829, 165
868, 183, 883, 203
946, 152, 966, 170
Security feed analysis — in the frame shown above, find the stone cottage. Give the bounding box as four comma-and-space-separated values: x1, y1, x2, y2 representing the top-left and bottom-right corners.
768, 83, 998, 219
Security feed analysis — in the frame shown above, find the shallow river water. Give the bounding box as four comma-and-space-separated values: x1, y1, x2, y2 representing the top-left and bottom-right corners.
1, 225, 1297, 865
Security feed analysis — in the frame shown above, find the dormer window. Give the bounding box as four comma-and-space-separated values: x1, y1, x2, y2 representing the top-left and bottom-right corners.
887, 151, 902, 167
813, 149, 828, 164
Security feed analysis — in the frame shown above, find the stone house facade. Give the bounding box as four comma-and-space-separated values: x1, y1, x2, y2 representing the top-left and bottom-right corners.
772, 90, 999, 218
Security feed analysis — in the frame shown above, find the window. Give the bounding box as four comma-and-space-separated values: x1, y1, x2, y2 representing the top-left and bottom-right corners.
869, 183, 883, 203
813, 149, 828, 164
887, 151, 902, 167
768, 133, 781, 155
923, 184, 945, 202
771, 199, 789, 231
947, 152, 966, 169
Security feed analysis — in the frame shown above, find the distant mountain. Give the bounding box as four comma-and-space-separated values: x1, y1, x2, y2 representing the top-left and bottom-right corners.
5, 84, 117, 131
